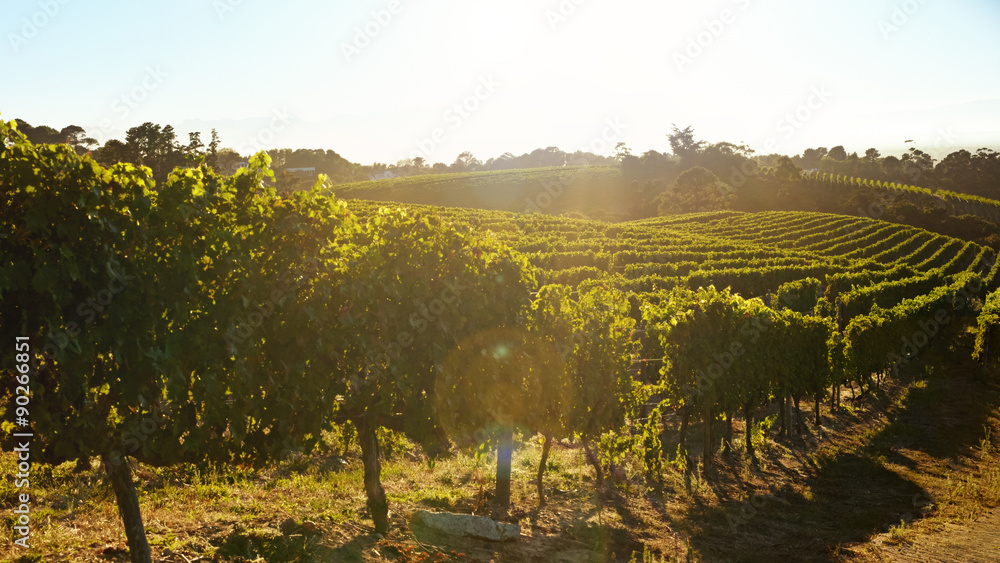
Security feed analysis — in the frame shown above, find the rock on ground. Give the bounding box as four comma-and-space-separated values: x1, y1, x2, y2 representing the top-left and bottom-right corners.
411, 510, 521, 542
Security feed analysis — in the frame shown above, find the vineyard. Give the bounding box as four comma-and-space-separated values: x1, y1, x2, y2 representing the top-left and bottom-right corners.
4, 119, 1000, 562
759, 167, 1000, 225
331, 166, 635, 219
344, 202, 999, 450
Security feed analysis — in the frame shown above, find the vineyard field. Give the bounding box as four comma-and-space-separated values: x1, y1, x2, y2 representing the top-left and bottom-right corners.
345, 202, 998, 310
332, 166, 635, 218
5, 123, 1000, 563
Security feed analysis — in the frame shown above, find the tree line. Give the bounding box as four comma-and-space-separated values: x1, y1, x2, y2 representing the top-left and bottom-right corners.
11, 119, 614, 190
15, 118, 1000, 204
13, 118, 1000, 248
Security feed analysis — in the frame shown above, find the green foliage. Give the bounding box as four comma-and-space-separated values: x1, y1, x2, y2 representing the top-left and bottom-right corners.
655, 166, 734, 215
776, 277, 821, 314
974, 289, 1000, 366
844, 272, 982, 380
5, 117, 994, 553
434, 283, 638, 450
643, 286, 833, 455
0, 117, 359, 466
757, 167, 1000, 236
642, 406, 664, 481
331, 206, 538, 452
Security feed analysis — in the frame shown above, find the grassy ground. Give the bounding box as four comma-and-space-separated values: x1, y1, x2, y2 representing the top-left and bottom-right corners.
2, 323, 999, 562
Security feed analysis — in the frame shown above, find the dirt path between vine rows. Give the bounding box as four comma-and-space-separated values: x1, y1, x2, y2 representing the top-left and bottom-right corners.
875, 509, 1000, 562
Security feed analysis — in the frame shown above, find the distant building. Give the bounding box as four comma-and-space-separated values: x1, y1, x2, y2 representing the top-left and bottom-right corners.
285, 167, 316, 177
368, 170, 397, 181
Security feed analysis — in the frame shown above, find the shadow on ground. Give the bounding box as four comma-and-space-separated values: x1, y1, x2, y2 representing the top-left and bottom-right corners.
655, 325, 1000, 562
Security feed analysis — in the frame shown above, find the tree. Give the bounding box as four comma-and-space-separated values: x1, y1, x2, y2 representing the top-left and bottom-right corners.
881, 155, 902, 178
186, 131, 204, 156
215, 147, 245, 175
206, 128, 221, 172
13, 119, 61, 144
773, 155, 802, 182
800, 147, 829, 170
900, 147, 935, 183
93, 139, 136, 168
61, 125, 99, 154
622, 150, 671, 181
613, 142, 632, 162
124, 122, 187, 182
12, 120, 98, 154
827, 145, 848, 161
452, 151, 481, 172
655, 166, 734, 214
697, 141, 756, 183
486, 152, 517, 170
668, 124, 705, 162
526, 146, 566, 168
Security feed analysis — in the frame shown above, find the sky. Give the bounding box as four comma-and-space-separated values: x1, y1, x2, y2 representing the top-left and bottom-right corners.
2, 0, 999, 166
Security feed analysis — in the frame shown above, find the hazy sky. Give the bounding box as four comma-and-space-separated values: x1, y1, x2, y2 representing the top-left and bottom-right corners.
3, 0, 999, 165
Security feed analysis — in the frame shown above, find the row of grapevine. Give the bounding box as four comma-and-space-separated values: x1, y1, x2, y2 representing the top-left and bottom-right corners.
843, 272, 982, 383
1, 123, 642, 561
756, 167, 1000, 223
340, 196, 993, 488
830, 242, 991, 320
347, 200, 981, 316
974, 289, 1000, 369
642, 286, 835, 465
